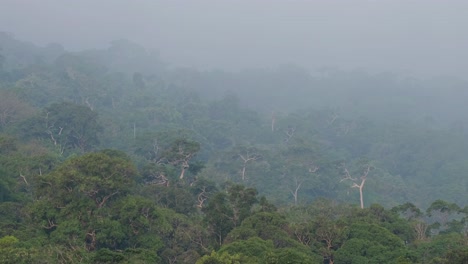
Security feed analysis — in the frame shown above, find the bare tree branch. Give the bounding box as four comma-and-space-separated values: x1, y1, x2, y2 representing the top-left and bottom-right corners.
238, 152, 260, 181
289, 177, 303, 206
340, 165, 372, 209
19, 172, 29, 186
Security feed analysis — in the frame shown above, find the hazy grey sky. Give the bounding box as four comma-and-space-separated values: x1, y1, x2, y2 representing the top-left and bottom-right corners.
1, 0, 468, 77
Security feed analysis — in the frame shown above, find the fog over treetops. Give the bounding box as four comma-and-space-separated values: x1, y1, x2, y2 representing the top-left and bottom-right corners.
3, 2, 468, 263
1, 0, 468, 78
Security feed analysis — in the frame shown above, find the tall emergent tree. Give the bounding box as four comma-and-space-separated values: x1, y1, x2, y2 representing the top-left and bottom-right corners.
340, 162, 373, 209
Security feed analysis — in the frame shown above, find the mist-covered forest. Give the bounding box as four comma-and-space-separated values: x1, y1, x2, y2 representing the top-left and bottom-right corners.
1, 30, 468, 263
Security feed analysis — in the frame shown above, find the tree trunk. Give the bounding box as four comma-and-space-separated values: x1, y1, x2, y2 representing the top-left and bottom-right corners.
241, 165, 246, 181
359, 178, 366, 209
179, 161, 189, 179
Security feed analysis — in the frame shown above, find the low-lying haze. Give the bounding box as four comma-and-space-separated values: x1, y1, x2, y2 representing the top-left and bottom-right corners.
1, 0, 467, 78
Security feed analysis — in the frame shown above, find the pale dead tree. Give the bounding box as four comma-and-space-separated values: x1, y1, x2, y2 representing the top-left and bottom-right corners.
284, 126, 296, 143
340, 165, 372, 209
196, 186, 208, 208
238, 152, 261, 181
44, 112, 66, 155
288, 165, 319, 206
340, 168, 357, 182
19, 172, 29, 186
84, 97, 94, 111
46, 126, 65, 155
271, 111, 276, 132
289, 177, 303, 206
57, 145, 65, 155
46, 125, 61, 146
327, 113, 339, 126
168, 140, 200, 180
352, 166, 370, 209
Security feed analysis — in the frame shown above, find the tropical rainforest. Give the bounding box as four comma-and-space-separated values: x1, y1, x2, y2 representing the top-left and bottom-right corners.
0, 32, 468, 263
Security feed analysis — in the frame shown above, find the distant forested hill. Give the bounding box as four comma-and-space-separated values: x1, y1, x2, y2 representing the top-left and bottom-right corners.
0, 33, 468, 263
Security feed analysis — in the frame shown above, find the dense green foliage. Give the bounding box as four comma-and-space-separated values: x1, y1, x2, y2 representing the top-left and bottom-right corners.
1, 33, 468, 263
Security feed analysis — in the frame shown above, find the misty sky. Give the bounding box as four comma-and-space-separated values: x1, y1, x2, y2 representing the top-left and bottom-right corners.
1, 0, 468, 78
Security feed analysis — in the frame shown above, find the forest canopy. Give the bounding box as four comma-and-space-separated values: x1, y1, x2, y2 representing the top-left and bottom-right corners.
0, 33, 468, 263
